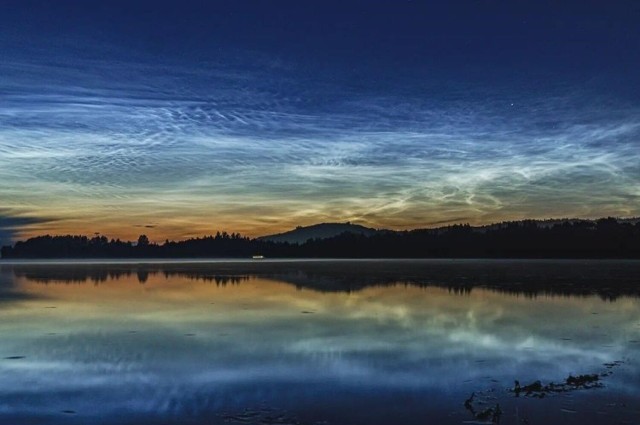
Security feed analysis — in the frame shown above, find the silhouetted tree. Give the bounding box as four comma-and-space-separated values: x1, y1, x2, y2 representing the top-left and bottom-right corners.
137, 234, 150, 247
1, 218, 639, 259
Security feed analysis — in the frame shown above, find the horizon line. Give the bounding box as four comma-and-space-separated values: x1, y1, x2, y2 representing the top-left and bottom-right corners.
5, 215, 639, 246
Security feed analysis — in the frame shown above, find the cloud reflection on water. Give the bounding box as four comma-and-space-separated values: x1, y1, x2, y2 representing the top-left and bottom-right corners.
0, 261, 639, 424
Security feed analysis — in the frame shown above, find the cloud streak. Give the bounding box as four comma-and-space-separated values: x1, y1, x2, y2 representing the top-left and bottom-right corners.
0, 212, 55, 247
1, 40, 639, 240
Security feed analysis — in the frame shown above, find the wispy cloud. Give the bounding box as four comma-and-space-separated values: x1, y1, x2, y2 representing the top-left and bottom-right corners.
1, 51, 639, 239
0, 211, 55, 246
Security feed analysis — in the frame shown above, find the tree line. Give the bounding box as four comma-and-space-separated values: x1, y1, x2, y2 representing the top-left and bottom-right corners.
1, 218, 639, 259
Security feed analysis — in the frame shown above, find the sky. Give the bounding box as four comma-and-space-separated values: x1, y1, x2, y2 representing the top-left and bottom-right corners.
1, 1, 639, 244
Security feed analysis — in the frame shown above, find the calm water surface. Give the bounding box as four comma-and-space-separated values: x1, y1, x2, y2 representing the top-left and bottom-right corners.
0, 260, 639, 424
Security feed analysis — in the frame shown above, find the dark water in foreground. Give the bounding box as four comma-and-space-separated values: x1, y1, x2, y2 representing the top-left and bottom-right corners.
0, 260, 639, 425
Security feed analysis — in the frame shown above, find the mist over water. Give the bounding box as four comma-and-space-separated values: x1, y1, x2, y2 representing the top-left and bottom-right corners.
0, 260, 639, 424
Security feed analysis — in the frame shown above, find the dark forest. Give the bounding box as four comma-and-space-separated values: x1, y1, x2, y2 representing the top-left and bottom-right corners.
2, 218, 639, 259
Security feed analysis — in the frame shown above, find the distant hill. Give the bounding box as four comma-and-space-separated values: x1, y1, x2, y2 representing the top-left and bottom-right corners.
258, 222, 381, 244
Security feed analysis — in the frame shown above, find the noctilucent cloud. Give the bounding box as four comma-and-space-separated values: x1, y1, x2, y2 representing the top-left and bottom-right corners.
1, 1, 639, 243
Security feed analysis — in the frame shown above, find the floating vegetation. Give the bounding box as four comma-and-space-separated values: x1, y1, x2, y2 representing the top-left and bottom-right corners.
512, 374, 602, 398
463, 361, 626, 422
464, 392, 502, 424
511, 361, 625, 398
603, 360, 624, 369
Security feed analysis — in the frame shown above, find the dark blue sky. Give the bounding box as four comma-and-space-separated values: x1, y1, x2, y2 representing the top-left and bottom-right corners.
1, 1, 639, 242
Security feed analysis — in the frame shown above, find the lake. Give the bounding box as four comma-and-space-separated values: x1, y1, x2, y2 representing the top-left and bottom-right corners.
0, 260, 639, 424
